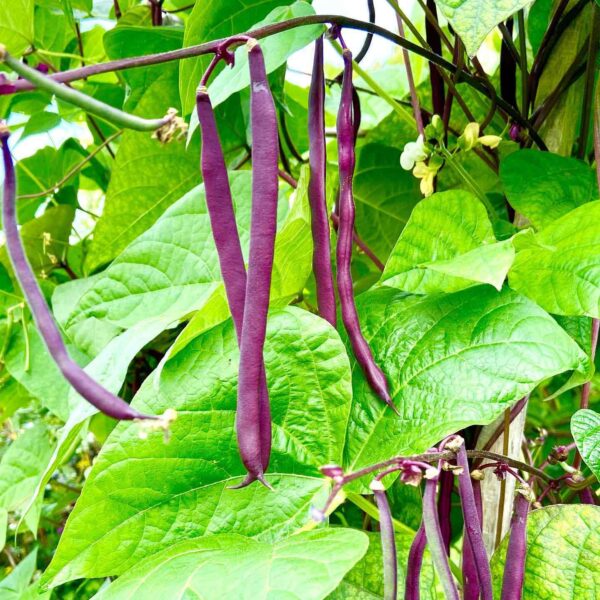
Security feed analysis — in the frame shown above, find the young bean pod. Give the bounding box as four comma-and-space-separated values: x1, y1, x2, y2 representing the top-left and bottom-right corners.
0, 126, 153, 422
455, 440, 493, 600
235, 39, 279, 487
195, 84, 271, 476
405, 524, 426, 600
422, 464, 460, 600
335, 48, 396, 412
500, 490, 530, 600
308, 36, 337, 327
371, 478, 398, 600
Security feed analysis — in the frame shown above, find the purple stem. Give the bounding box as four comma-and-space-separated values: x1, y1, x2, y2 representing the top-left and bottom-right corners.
455, 442, 493, 600
422, 466, 459, 600
425, 0, 445, 116
0, 128, 152, 422
308, 37, 337, 327
395, 14, 424, 134
336, 49, 396, 412
405, 524, 426, 600
500, 492, 530, 600
195, 86, 271, 476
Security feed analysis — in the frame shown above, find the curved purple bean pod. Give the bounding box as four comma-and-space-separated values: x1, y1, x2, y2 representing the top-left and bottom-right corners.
371, 479, 397, 600
0, 126, 153, 422
308, 36, 337, 327
335, 48, 397, 413
235, 39, 279, 487
195, 86, 271, 476
422, 464, 460, 600
405, 523, 426, 600
455, 440, 493, 600
500, 489, 530, 600
437, 468, 453, 555
462, 476, 484, 600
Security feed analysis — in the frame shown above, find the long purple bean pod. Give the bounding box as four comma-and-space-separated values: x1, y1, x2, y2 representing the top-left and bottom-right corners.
336, 48, 397, 412
235, 39, 279, 487
308, 36, 337, 327
462, 476, 484, 600
500, 489, 530, 600
405, 523, 426, 600
437, 468, 453, 555
0, 126, 153, 422
422, 465, 460, 600
455, 440, 493, 600
195, 83, 271, 476
371, 478, 397, 600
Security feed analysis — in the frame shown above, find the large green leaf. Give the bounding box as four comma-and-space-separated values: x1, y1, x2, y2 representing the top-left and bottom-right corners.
85, 29, 199, 272
491, 505, 600, 599
67, 171, 311, 353
353, 144, 421, 262
180, 0, 295, 115
42, 308, 352, 587
500, 150, 598, 230
327, 531, 440, 599
0, 424, 52, 515
434, 0, 534, 56
95, 529, 367, 600
508, 201, 600, 318
342, 286, 589, 478
0, 0, 34, 55
572, 409, 600, 481
381, 190, 512, 294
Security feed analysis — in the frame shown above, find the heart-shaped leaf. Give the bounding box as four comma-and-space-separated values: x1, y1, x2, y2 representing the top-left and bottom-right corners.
42, 308, 352, 587
94, 529, 368, 600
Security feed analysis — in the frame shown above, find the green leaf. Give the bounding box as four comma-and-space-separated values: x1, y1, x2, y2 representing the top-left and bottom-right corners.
0, 0, 34, 56
179, 0, 295, 115
187, 2, 323, 138
353, 144, 421, 263
95, 529, 368, 600
433, 0, 534, 56
500, 149, 598, 230
527, 0, 553, 54
381, 190, 510, 294
20, 111, 61, 139
508, 201, 600, 318
490, 505, 600, 599
85, 29, 199, 272
342, 286, 589, 480
67, 171, 311, 354
0, 424, 52, 514
0, 549, 38, 599
42, 308, 352, 587
572, 409, 600, 481
327, 531, 440, 599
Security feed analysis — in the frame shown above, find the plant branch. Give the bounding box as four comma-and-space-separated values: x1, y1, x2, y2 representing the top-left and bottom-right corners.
17, 130, 122, 200
0, 15, 546, 148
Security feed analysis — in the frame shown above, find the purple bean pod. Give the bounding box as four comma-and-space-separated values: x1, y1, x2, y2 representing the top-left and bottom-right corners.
371, 479, 397, 600
462, 476, 484, 600
500, 490, 530, 600
0, 126, 153, 422
455, 441, 493, 600
437, 468, 453, 555
422, 465, 460, 600
195, 86, 271, 476
308, 36, 337, 327
405, 523, 426, 600
335, 48, 397, 413
235, 39, 279, 487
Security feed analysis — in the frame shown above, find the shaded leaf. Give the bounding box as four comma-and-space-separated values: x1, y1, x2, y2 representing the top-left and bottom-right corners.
572, 409, 600, 481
